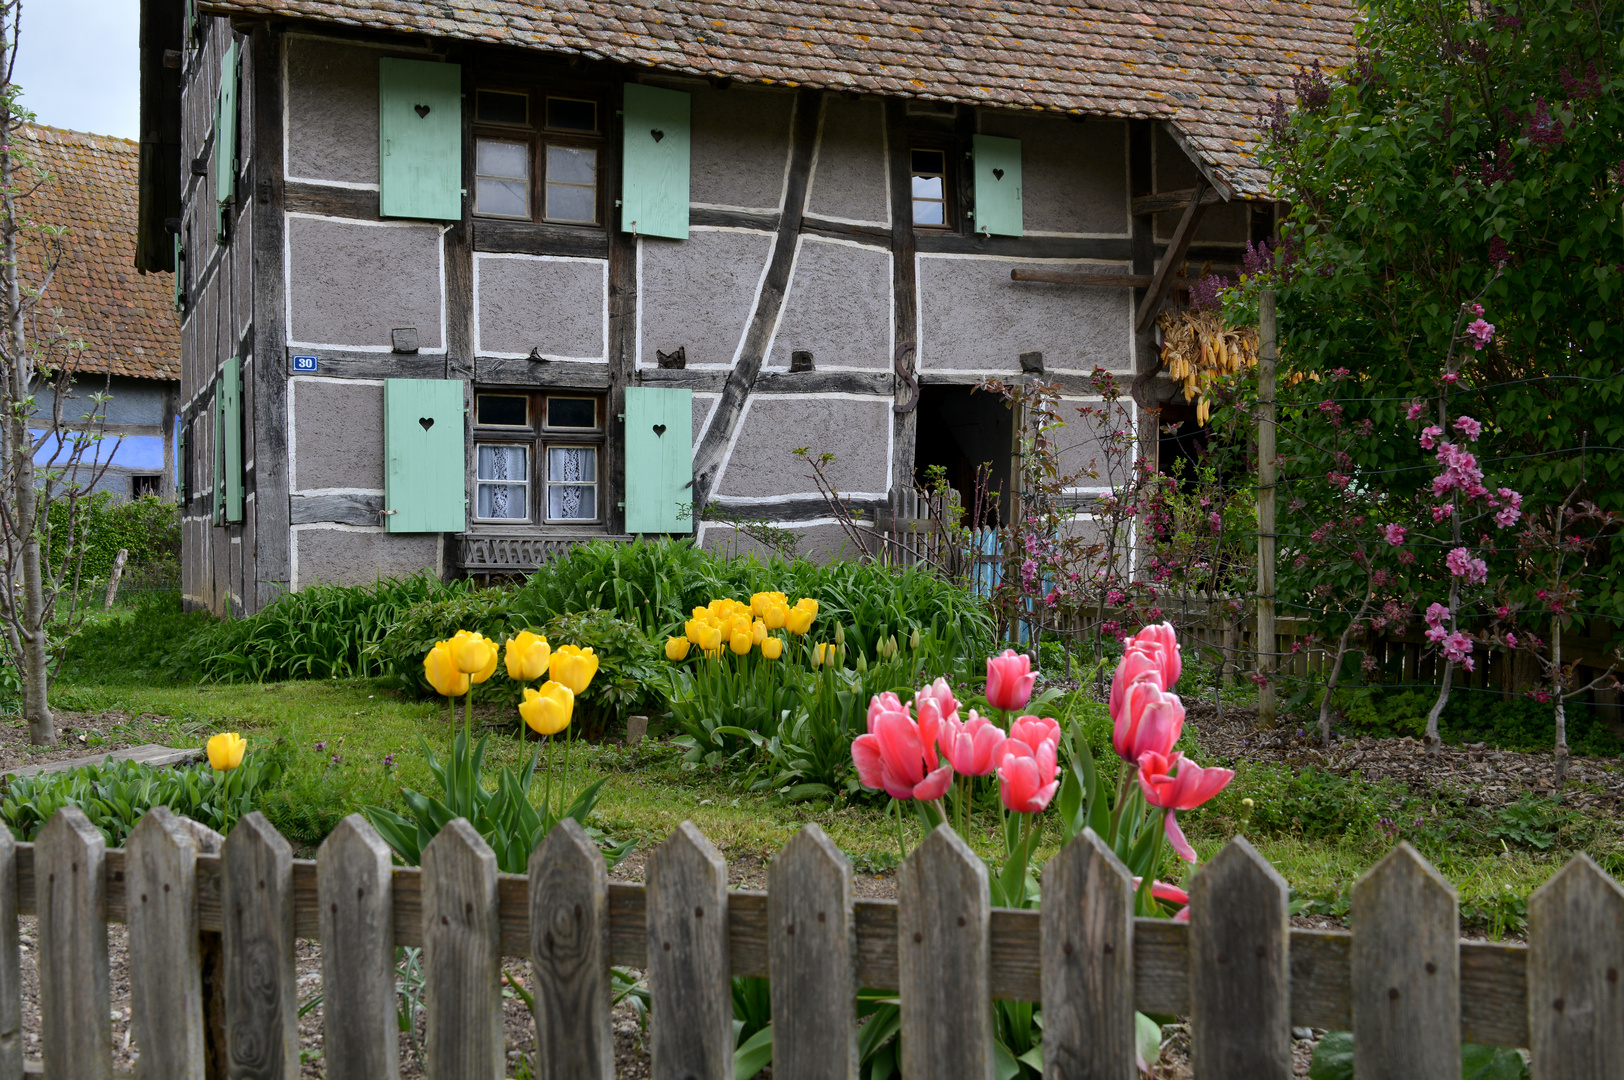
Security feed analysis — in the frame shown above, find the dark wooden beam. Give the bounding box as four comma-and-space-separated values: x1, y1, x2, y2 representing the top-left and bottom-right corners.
473, 219, 610, 260
1011, 269, 1193, 289
914, 232, 1132, 261
885, 97, 921, 468
284, 182, 379, 220
1131, 187, 1222, 217
1134, 179, 1210, 333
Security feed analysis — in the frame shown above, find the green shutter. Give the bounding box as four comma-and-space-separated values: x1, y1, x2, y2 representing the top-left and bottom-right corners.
172, 232, 185, 310
384, 379, 467, 533
621, 84, 690, 240
972, 134, 1023, 237
624, 386, 693, 533
222, 357, 244, 523
379, 59, 463, 221
212, 383, 223, 525
215, 40, 238, 243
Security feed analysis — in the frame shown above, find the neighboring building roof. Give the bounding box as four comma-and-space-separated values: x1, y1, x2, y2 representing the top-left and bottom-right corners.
200, 0, 1356, 196
18, 125, 179, 382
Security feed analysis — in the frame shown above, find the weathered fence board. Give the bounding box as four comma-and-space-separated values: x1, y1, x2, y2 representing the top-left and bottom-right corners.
0, 827, 20, 1080
530, 818, 613, 1080
126, 806, 205, 1080
36, 806, 111, 1080
1527, 854, 1624, 1079
317, 815, 399, 1080
1041, 828, 1135, 1079
768, 824, 858, 1080
647, 821, 732, 1080
422, 818, 503, 1080
899, 825, 994, 1080
222, 811, 298, 1080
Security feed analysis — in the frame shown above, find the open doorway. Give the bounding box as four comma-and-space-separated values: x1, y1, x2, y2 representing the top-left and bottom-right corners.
913, 385, 1014, 525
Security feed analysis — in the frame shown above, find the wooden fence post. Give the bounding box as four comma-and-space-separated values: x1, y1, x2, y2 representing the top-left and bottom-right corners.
647, 821, 731, 1080
0, 824, 21, 1080
127, 807, 206, 1080
530, 818, 613, 1080
1527, 853, 1624, 1078
222, 811, 298, 1080
37, 806, 112, 1080
1257, 288, 1278, 727
768, 824, 857, 1080
1041, 828, 1135, 1079
1350, 842, 1460, 1080
899, 825, 993, 1080
317, 815, 399, 1080
1189, 836, 1291, 1080
422, 817, 503, 1080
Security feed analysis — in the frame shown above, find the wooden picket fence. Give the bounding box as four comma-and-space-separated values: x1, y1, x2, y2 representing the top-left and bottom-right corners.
4, 805, 1622, 1079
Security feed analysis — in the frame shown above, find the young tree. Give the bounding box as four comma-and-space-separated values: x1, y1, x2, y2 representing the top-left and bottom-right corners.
0, 1, 122, 745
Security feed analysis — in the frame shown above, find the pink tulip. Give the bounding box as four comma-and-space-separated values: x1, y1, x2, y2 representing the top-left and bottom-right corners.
1112, 680, 1184, 765
937, 710, 1006, 776
997, 735, 1059, 813
986, 649, 1035, 712
1107, 646, 1163, 721
914, 677, 960, 724
1130, 622, 1182, 688
1136, 750, 1234, 863
852, 705, 953, 801
867, 691, 905, 734
1007, 714, 1060, 756
1133, 878, 1192, 922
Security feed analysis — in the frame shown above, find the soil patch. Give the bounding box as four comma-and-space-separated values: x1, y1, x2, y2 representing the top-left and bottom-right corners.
0, 711, 171, 773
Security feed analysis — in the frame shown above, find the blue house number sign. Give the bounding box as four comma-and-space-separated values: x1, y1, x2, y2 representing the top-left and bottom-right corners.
292, 354, 319, 372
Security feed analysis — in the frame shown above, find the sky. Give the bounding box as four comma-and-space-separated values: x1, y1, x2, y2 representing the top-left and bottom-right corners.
13, 0, 140, 141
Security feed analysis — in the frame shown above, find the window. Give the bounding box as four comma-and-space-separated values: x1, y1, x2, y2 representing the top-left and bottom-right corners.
910, 148, 951, 228
472, 390, 605, 526
131, 475, 163, 499
473, 89, 603, 226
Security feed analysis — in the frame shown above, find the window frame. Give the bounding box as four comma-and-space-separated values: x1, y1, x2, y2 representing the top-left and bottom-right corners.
470, 389, 608, 528
908, 145, 955, 231
472, 85, 606, 229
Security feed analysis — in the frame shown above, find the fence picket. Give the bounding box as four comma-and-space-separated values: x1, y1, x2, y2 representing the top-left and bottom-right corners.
1041, 828, 1135, 1080
1527, 854, 1624, 1079
184, 822, 229, 1080
1189, 837, 1291, 1080
648, 821, 731, 1080
37, 806, 112, 1080
0, 826, 19, 1080
317, 815, 399, 1080
223, 811, 298, 1080
422, 817, 503, 1080
127, 807, 206, 1080
900, 825, 994, 1080
768, 824, 857, 1080
1350, 842, 1459, 1080
529, 819, 613, 1080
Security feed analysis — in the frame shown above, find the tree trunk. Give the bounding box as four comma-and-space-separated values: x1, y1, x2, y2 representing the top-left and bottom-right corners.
1424, 660, 1454, 751
1553, 616, 1568, 790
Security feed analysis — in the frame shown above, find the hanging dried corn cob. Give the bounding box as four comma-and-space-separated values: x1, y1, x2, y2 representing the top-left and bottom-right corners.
1155, 309, 1260, 425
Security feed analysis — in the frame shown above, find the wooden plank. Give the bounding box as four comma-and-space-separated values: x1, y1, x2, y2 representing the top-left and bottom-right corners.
317, 816, 398, 1080
883, 95, 920, 464
288, 493, 385, 527
689, 206, 780, 232
186, 823, 229, 1080
1011, 269, 1157, 288
603, 82, 636, 535
1134, 178, 1209, 332
1189, 837, 1292, 1080
282, 181, 379, 221
127, 808, 206, 1080
1041, 829, 1135, 1079
0, 825, 21, 1080
471, 358, 612, 389
1131, 186, 1223, 217
1351, 843, 1460, 1080
912, 232, 1133, 260
647, 822, 732, 1080
222, 812, 297, 1080
801, 216, 892, 246
769, 824, 857, 1080
283, 349, 449, 380
1527, 853, 1624, 1077
422, 818, 504, 1080
1290, 928, 1352, 1031
530, 820, 613, 1080
2, 743, 202, 778
899, 825, 994, 1080
471, 218, 611, 259
1460, 940, 1528, 1048
36, 807, 112, 1080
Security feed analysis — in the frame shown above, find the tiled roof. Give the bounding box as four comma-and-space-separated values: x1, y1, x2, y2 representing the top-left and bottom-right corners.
18, 126, 179, 382
200, 0, 1356, 196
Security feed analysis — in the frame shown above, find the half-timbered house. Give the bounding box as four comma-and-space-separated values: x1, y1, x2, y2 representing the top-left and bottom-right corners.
135, 0, 1354, 614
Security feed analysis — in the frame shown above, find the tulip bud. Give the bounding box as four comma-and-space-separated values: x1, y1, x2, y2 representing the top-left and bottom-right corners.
909, 627, 921, 651
761, 637, 783, 660
752, 619, 768, 646
855, 652, 868, 673
834, 624, 845, 646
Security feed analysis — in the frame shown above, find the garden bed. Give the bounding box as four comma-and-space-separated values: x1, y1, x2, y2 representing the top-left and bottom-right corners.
0, 709, 170, 772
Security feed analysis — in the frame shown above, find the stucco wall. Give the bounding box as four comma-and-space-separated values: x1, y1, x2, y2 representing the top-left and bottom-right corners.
688, 84, 796, 211
289, 377, 385, 493
977, 112, 1128, 236
285, 215, 446, 352
474, 254, 608, 361
713, 395, 891, 500
285, 36, 387, 187
806, 96, 889, 226
292, 526, 440, 589
766, 238, 892, 371
638, 228, 774, 369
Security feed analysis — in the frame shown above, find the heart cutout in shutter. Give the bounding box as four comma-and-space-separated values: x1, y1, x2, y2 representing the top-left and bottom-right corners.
414, 104, 431, 118
652, 423, 667, 437
418, 417, 434, 432
651, 129, 665, 143
992, 168, 1005, 180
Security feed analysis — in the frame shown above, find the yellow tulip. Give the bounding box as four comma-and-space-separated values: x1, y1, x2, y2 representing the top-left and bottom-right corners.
549, 645, 599, 695
520, 681, 574, 736
751, 619, 768, 646
750, 591, 788, 617
504, 631, 551, 682
665, 636, 692, 661
785, 606, 814, 635
761, 601, 788, 630
693, 622, 723, 652
794, 597, 819, 619
703, 647, 723, 660
729, 630, 752, 655
449, 630, 498, 677
206, 731, 246, 771
424, 641, 471, 697
813, 642, 838, 666
761, 637, 783, 660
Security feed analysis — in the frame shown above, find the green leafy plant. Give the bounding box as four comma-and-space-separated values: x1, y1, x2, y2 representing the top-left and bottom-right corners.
0, 751, 282, 844
1309, 1031, 1528, 1080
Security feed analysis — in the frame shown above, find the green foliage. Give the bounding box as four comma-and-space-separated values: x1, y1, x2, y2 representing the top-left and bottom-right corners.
1225, 765, 1382, 841
1309, 1031, 1528, 1080
181, 574, 472, 682
1329, 685, 1622, 756
46, 493, 181, 580
56, 590, 215, 687
0, 752, 282, 845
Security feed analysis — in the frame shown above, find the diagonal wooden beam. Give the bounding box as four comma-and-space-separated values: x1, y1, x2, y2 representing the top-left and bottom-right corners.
1134, 178, 1209, 333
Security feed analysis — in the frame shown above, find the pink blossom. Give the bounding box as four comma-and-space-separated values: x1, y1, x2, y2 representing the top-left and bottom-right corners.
1495, 507, 1520, 528
1445, 547, 1488, 584
1397, 549, 1417, 565
1465, 318, 1495, 351
1424, 602, 1451, 628
1419, 425, 1442, 449
1405, 400, 1428, 421
1327, 472, 1350, 490
937, 710, 1006, 777
1442, 372, 1460, 384
1442, 631, 1473, 664
1425, 624, 1449, 645
1505, 632, 1518, 648
1471, 303, 1484, 316
1451, 415, 1482, 441
1382, 523, 1407, 545
1431, 504, 1454, 523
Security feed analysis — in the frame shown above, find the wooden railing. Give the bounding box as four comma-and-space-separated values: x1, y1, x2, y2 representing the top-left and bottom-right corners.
9, 806, 1620, 1078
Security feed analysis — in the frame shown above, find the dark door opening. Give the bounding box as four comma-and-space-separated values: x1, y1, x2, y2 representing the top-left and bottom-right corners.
912, 385, 1013, 525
